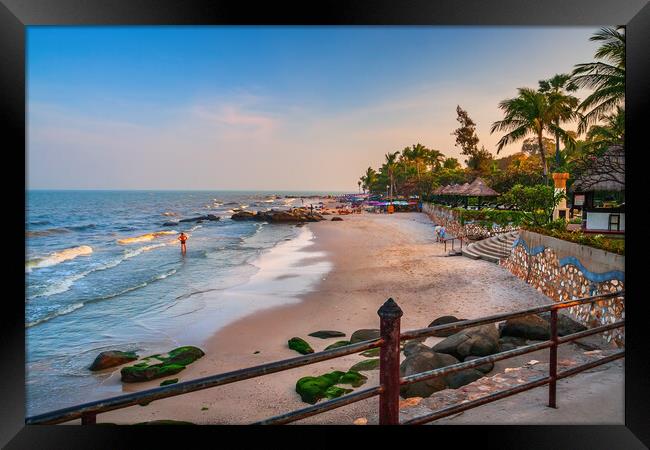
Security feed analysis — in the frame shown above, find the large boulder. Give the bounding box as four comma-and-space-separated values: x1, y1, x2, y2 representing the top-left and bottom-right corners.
464, 355, 494, 374
432, 324, 500, 360
162, 221, 179, 227
403, 341, 433, 357
501, 315, 550, 340
231, 211, 257, 221
428, 316, 467, 337
350, 329, 380, 344
331, 217, 343, 221
89, 350, 138, 371
539, 312, 588, 336
399, 351, 483, 398
499, 335, 528, 352
308, 330, 346, 339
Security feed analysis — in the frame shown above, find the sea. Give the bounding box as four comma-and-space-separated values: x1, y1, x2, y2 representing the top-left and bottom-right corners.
25, 190, 338, 416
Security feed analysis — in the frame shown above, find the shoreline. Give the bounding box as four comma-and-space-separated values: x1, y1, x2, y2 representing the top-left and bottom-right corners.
100, 211, 556, 424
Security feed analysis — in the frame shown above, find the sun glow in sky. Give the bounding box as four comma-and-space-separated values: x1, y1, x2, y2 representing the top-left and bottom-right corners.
27, 26, 601, 190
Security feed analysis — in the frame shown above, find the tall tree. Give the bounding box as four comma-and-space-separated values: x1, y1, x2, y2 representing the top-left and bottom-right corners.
538, 73, 580, 164
360, 167, 377, 193
384, 151, 400, 198
570, 27, 625, 133
452, 106, 493, 173
584, 106, 625, 152
491, 87, 574, 181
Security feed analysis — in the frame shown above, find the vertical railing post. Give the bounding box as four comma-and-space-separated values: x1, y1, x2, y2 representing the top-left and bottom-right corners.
378, 298, 403, 425
548, 308, 558, 408
81, 412, 96, 425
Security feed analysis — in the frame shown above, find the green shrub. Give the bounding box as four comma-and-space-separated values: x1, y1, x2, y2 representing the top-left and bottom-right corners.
523, 226, 624, 255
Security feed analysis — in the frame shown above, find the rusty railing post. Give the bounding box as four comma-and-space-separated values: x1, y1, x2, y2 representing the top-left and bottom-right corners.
548, 308, 558, 408
81, 412, 96, 425
378, 298, 403, 425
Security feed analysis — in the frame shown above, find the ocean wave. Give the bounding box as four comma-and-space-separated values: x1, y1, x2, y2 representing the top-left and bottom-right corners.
26, 268, 178, 328
28, 241, 174, 299
117, 230, 177, 245
28, 220, 52, 226
26, 246, 93, 271
26, 228, 71, 238
123, 242, 169, 259
67, 224, 97, 231
162, 212, 178, 217
26, 303, 85, 328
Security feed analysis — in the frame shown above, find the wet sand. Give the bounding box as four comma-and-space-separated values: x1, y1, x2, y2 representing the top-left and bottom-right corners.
99, 211, 555, 425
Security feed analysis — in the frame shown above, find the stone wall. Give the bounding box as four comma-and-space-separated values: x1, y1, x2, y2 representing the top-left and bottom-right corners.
500, 230, 624, 346
422, 203, 518, 240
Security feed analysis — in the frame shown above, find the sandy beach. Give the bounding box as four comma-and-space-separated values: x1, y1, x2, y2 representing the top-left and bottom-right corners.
93, 210, 563, 425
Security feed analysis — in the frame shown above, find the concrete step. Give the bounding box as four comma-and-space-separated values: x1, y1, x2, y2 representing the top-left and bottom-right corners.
461, 246, 481, 259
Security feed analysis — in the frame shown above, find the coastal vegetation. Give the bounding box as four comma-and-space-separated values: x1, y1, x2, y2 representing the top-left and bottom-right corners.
358, 27, 625, 201
357, 27, 625, 256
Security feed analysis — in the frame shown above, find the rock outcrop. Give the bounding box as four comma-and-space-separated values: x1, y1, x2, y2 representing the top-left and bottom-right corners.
231, 209, 325, 223
432, 324, 500, 360
89, 350, 138, 371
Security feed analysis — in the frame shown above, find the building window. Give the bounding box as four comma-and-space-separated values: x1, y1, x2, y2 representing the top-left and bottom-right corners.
608, 214, 620, 231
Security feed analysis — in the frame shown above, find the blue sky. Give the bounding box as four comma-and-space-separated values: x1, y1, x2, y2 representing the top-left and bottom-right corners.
27, 26, 602, 190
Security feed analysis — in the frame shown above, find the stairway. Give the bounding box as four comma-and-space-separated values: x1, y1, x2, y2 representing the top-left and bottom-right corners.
462, 231, 519, 263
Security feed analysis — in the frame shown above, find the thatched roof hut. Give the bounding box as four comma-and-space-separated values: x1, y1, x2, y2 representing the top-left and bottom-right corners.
464, 177, 499, 196
572, 145, 625, 192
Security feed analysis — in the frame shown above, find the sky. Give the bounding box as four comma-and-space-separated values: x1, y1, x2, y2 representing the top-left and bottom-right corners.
27, 26, 603, 191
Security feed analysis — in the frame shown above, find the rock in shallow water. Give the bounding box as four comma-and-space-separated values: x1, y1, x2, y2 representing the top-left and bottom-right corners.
89, 351, 138, 371
120, 346, 204, 383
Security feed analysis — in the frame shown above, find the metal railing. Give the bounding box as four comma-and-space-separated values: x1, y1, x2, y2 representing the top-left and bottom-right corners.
25, 291, 624, 426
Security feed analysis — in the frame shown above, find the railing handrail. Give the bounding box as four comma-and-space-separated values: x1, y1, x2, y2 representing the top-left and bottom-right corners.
25, 291, 624, 425
401, 290, 623, 342
26, 338, 382, 425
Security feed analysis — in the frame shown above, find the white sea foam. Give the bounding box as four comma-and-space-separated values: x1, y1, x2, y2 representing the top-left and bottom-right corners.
26, 246, 93, 272
26, 302, 85, 328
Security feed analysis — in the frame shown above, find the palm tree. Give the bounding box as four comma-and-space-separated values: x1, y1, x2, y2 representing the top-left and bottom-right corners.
584, 106, 625, 152
570, 27, 625, 133
491, 88, 575, 181
538, 74, 580, 165
357, 180, 362, 193
425, 148, 445, 171
361, 167, 377, 193
384, 151, 400, 198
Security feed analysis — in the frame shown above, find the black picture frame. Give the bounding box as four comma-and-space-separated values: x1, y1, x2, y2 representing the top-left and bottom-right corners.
2, 0, 648, 447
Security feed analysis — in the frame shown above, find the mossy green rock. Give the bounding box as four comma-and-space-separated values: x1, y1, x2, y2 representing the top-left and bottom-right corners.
349, 358, 380, 372
162, 346, 205, 366
288, 337, 314, 355
121, 346, 205, 383
338, 370, 368, 387
122, 363, 186, 383
359, 347, 380, 357
295, 370, 366, 404
160, 378, 179, 386
325, 340, 351, 350
324, 386, 353, 398
89, 351, 138, 371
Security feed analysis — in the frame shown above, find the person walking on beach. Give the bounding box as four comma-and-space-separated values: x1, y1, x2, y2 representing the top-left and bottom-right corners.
178, 232, 188, 254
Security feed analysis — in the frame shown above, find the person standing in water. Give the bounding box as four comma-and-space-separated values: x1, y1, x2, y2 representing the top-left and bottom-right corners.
178, 232, 188, 254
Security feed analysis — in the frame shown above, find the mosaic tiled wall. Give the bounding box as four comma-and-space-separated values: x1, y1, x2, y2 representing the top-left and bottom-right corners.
500, 233, 624, 346
422, 204, 518, 240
